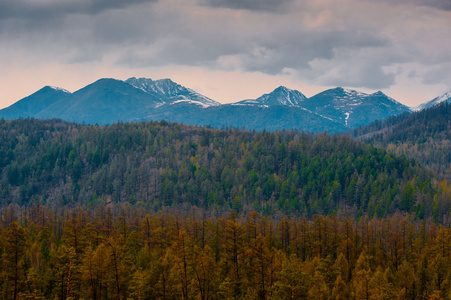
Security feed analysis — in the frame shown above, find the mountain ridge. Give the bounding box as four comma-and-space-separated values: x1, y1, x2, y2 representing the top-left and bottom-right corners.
1, 77, 442, 132
301, 87, 410, 128
0, 86, 71, 119
34, 78, 163, 124
234, 86, 307, 107
125, 77, 221, 108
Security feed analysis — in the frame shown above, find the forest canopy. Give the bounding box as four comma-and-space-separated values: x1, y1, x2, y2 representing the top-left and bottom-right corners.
1, 118, 451, 299
0, 118, 448, 221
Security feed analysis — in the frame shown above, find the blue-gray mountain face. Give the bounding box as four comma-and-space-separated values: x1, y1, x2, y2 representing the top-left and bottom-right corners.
0, 77, 439, 132
125, 77, 221, 108
35, 79, 165, 125
0, 86, 70, 119
301, 88, 410, 128
235, 86, 307, 107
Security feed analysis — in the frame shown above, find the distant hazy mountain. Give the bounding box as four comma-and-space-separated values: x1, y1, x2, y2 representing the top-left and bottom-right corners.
0, 86, 70, 119
301, 87, 410, 128
35, 78, 163, 124
413, 91, 451, 111
1, 77, 439, 132
234, 86, 307, 107
152, 104, 348, 132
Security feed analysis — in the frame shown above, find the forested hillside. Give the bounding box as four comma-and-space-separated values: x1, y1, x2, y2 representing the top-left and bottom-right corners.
0, 118, 448, 220
1, 118, 451, 299
351, 102, 451, 176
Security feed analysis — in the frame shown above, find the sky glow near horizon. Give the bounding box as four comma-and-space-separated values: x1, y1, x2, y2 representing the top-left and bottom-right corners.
0, 0, 450, 109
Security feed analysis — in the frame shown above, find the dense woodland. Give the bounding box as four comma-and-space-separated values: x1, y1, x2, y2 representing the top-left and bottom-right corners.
0, 118, 449, 220
1, 206, 451, 299
1, 118, 451, 299
351, 102, 451, 176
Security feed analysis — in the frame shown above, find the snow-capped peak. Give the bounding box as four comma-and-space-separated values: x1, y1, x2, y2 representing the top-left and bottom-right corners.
435, 91, 451, 104
326, 87, 366, 105
372, 91, 385, 97
47, 86, 71, 94
234, 86, 307, 107
371, 91, 400, 105
340, 87, 368, 98
273, 86, 291, 92
125, 77, 221, 107
413, 91, 451, 111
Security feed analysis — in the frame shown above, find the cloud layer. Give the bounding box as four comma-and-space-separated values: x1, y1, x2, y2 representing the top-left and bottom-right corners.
0, 0, 450, 106
201, 0, 294, 11
0, 0, 158, 19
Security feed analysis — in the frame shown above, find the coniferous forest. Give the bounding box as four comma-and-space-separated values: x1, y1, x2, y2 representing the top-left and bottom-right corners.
351, 102, 451, 176
1, 118, 451, 299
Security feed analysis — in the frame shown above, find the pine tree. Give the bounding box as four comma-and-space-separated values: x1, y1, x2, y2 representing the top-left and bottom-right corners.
1, 222, 27, 300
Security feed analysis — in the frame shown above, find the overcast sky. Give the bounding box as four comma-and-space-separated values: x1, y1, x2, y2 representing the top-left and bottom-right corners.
1, 0, 450, 108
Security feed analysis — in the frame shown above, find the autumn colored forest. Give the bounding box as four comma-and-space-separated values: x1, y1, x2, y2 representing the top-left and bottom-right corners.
1, 118, 451, 299
2, 206, 451, 299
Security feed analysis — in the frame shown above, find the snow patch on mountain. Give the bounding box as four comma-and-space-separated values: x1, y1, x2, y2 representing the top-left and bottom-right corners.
125, 77, 221, 107
342, 88, 367, 98
48, 86, 71, 94
373, 91, 397, 104
436, 91, 451, 103
413, 91, 451, 111
331, 88, 366, 108
234, 86, 307, 107
170, 99, 212, 108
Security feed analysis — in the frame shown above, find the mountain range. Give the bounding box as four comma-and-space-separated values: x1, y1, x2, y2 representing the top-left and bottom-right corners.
1, 77, 449, 132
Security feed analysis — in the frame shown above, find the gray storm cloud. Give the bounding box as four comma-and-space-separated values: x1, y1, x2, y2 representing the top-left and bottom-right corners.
0, 0, 450, 93
365, 0, 451, 11
0, 0, 158, 19
201, 0, 294, 11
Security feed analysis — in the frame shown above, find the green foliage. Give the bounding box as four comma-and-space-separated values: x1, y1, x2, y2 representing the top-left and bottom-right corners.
0, 119, 444, 219
351, 102, 451, 175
